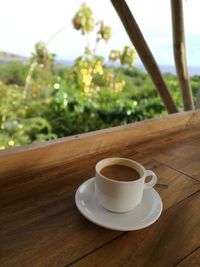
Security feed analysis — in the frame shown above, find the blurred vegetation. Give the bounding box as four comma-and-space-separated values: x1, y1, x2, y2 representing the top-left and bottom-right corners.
0, 3, 199, 150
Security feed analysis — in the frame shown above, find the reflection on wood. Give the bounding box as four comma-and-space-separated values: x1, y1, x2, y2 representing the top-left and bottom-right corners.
72, 193, 200, 267
0, 111, 198, 179
0, 110, 200, 266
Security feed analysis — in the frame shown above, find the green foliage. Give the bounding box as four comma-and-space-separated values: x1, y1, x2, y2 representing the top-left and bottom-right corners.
0, 3, 199, 150
32, 42, 54, 68
0, 63, 199, 150
120, 46, 137, 67
0, 61, 28, 85
97, 22, 112, 42
0, 81, 56, 149
72, 3, 94, 34
190, 75, 200, 103
109, 47, 137, 68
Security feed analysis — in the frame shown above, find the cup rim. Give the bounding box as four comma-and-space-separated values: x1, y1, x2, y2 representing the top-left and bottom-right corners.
96, 157, 146, 184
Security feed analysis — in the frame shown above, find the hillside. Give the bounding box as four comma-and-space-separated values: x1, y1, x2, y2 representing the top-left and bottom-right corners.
0, 51, 28, 64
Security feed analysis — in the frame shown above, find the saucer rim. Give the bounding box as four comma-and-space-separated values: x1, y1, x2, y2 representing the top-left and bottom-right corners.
75, 177, 163, 231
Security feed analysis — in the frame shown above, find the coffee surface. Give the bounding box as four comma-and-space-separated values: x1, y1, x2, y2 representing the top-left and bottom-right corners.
100, 164, 140, 181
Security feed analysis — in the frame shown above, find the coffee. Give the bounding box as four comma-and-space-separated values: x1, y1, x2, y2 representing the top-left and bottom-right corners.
100, 164, 140, 182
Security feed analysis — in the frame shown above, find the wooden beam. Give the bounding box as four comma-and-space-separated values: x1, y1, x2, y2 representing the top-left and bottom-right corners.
0, 110, 199, 179
171, 0, 194, 110
111, 0, 178, 114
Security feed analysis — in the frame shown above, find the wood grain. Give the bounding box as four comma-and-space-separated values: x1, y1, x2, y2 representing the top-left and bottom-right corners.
0, 148, 137, 234
0, 151, 199, 267
129, 152, 200, 210
175, 248, 200, 267
70, 192, 200, 267
135, 127, 200, 180
185, 108, 200, 127
0, 111, 199, 180
0, 151, 130, 267
0, 111, 200, 267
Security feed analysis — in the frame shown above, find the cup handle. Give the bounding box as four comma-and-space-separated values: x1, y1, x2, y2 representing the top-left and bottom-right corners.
144, 170, 157, 189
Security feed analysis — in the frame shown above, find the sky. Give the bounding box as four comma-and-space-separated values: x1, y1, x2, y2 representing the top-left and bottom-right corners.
0, 0, 199, 66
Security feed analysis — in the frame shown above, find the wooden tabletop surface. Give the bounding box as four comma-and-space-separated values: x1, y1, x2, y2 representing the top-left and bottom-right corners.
0, 111, 200, 267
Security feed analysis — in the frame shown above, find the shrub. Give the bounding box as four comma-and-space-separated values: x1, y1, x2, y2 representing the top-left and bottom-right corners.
0, 61, 28, 85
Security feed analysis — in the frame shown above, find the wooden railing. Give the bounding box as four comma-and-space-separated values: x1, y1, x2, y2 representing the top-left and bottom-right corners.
0, 110, 200, 266
0, 110, 199, 180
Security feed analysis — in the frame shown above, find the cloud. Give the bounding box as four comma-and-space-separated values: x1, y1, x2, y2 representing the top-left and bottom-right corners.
146, 35, 172, 46
0, 0, 199, 66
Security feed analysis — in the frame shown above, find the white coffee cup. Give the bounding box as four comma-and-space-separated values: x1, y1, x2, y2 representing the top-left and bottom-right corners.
95, 157, 157, 213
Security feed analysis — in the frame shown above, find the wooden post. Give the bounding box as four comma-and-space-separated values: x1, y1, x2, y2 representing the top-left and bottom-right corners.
171, 0, 194, 110
111, 0, 178, 114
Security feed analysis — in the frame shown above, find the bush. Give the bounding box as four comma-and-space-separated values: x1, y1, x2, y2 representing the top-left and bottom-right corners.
0, 64, 199, 150
0, 3, 199, 150
0, 61, 28, 85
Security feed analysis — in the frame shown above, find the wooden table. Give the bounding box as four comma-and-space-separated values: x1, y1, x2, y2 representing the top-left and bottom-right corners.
0, 111, 200, 267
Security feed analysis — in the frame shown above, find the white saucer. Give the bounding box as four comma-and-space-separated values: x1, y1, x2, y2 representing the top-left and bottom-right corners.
75, 178, 163, 231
